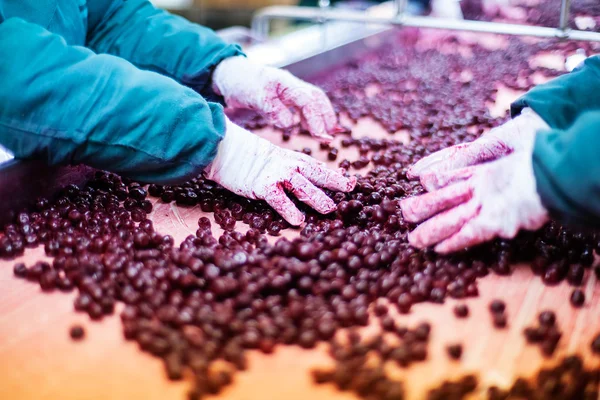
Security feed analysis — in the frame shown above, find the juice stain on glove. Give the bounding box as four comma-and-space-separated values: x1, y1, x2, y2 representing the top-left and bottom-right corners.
402, 152, 548, 253
407, 108, 549, 189
204, 118, 356, 226
401, 109, 551, 254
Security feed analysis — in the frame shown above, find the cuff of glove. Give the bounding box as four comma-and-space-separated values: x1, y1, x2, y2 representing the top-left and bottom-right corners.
204, 116, 275, 183
210, 55, 252, 104
514, 107, 551, 141
513, 107, 550, 130
203, 117, 259, 180
181, 45, 245, 105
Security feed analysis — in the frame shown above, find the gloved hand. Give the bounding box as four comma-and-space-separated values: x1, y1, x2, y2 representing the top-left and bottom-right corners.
213, 56, 341, 143
407, 108, 549, 191
204, 118, 357, 225
401, 151, 549, 253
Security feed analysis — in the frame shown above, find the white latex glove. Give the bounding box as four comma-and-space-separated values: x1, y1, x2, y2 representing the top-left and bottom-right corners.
204, 118, 357, 226
401, 151, 549, 253
407, 108, 549, 191
565, 49, 587, 72
212, 56, 342, 143
0, 144, 13, 163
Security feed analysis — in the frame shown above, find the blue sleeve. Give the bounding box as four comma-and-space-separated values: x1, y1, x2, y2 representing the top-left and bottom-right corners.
532, 111, 600, 228
0, 18, 226, 185
86, 0, 245, 103
511, 56, 600, 130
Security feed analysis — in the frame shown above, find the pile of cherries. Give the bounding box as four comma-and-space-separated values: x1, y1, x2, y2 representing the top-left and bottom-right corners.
520, 0, 600, 32
487, 355, 599, 400
460, 0, 600, 33
311, 327, 431, 400
3, 20, 600, 400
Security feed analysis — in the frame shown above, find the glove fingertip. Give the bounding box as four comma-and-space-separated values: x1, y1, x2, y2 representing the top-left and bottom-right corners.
345, 176, 358, 192
275, 118, 294, 130
322, 199, 337, 214
322, 112, 338, 133
407, 231, 426, 249
316, 133, 334, 143
433, 242, 451, 254
399, 198, 420, 223
434, 239, 465, 254
278, 202, 305, 226
289, 213, 305, 227
331, 124, 352, 136
420, 173, 441, 192
407, 163, 436, 180
406, 165, 423, 180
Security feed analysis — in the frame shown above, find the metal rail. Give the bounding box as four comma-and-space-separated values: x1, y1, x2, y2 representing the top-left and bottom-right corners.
252, 0, 600, 42
559, 0, 572, 31
394, 0, 408, 15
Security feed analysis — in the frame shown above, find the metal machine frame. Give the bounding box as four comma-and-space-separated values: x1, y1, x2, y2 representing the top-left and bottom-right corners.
252, 0, 600, 42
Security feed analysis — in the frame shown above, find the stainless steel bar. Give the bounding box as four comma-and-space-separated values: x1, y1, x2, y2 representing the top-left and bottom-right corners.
559, 0, 572, 31
394, 0, 408, 15
317, 0, 331, 51
318, 0, 330, 22
251, 13, 270, 38
252, 5, 600, 42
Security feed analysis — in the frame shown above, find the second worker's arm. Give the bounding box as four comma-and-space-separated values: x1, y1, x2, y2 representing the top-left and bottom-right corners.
0, 18, 356, 225
399, 55, 600, 252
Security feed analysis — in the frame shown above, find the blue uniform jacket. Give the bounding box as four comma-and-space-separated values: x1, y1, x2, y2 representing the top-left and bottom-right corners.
0, 0, 243, 184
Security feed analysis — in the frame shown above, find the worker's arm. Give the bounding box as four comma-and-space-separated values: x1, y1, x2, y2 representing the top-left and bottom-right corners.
510, 55, 600, 227
399, 111, 600, 253
532, 111, 600, 227
406, 58, 600, 185
86, 0, 243, 102
86, 0, 343, 142
0, 17, 225, 184
0, 18, 356, 223
511, 55, 600, 130
398, 57, 600, 253
401, 110, 550, 253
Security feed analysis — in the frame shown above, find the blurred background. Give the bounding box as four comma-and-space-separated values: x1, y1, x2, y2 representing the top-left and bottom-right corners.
149, 0, 410, 32
150, 0, 285, 31
148, 0, 600, 38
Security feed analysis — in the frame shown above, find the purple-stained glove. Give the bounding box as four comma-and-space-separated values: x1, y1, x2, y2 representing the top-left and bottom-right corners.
204, 118, 357, 226
213, 56, 343, 143
401, 108, 550, 253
